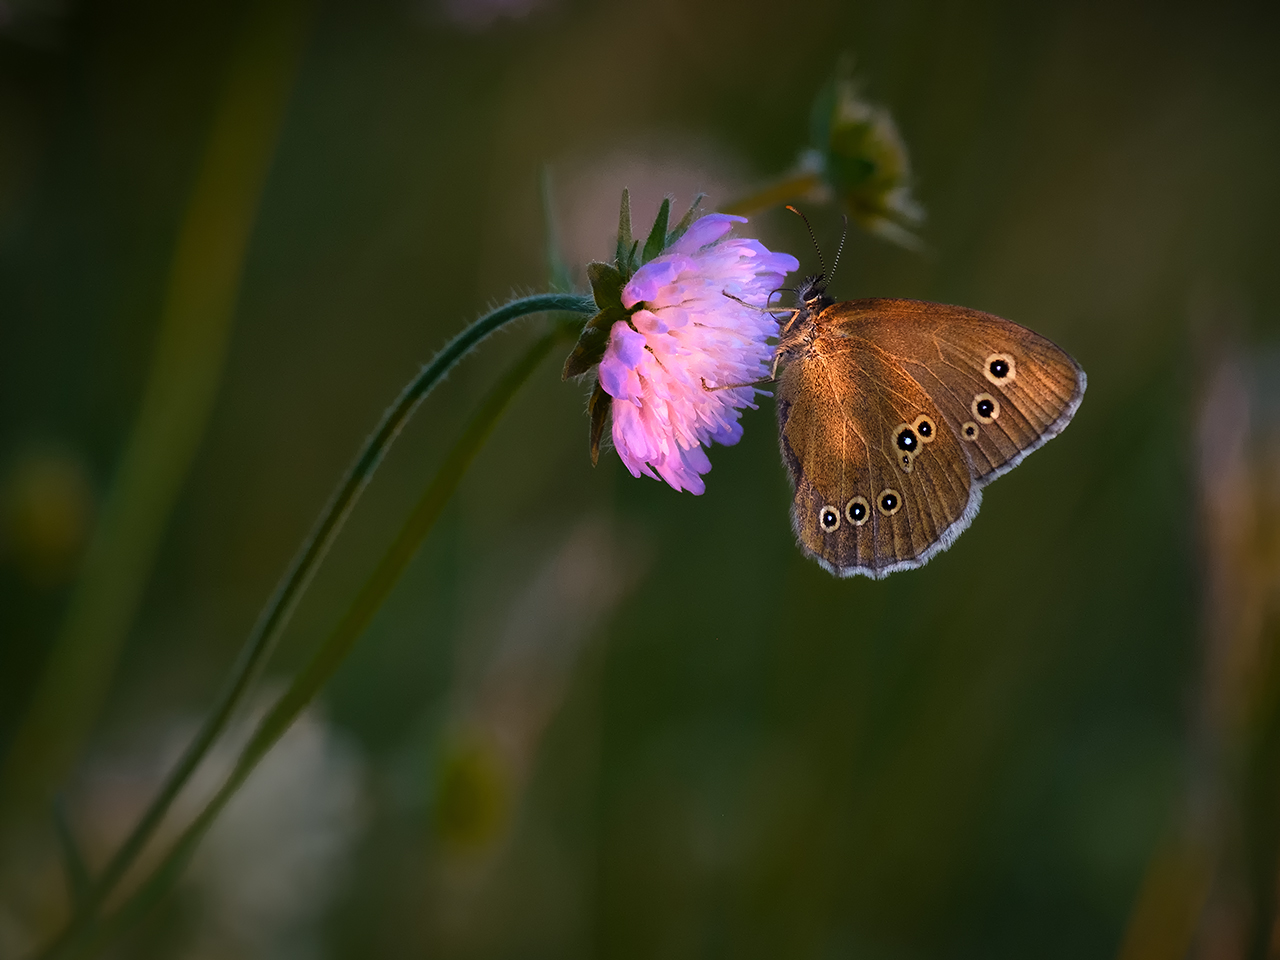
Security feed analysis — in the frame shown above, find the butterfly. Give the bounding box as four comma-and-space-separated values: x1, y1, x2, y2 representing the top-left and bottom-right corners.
772, 267, 1086, 579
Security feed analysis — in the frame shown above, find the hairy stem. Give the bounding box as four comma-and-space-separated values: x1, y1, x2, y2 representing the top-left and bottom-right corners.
65, 293, 592, 943
44, 325, 572, 960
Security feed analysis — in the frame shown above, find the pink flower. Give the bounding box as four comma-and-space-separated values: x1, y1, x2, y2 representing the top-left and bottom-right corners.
596, 214, 799, 494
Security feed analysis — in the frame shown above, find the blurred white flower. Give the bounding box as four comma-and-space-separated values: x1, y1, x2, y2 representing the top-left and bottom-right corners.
429, 517, 644, 949
182, 709, 368, 960
435, 518, 642, 853
72, 704, 367, 960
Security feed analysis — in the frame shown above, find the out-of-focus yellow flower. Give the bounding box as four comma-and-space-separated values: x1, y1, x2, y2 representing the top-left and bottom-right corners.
1, 446, 93, 586
432, 736, 510, 851
428, 519, 642, 861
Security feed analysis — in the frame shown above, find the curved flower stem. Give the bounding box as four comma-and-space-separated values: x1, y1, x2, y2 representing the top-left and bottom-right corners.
44, 324, 574, 960
718, 170, 822, 218
63, 293, 593, 944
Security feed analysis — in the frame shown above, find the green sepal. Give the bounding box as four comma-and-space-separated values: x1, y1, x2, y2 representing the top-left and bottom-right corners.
615, 189, 633, 277
587, 260, 624, 311
562, 310, 622, 379
588, 379, 610, 466
666, 193, 704, 247
561, 261, 629, 379
641, 197, 670, 264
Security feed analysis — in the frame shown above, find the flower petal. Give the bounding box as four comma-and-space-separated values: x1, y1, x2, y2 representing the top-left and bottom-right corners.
607, 321, 646, 368
668, 214, 746, 255
622, 259, 681, 308
598, 213, 797, 495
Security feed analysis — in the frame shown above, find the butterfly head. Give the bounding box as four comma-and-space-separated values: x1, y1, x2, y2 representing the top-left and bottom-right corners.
796, 273, 834, 315
784, 207, 841, 319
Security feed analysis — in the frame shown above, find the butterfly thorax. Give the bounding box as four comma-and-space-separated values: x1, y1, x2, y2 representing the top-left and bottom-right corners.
775, 273, 835, 364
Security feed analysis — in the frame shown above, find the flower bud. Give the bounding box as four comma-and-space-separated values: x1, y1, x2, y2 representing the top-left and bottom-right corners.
805, 70, 924, 248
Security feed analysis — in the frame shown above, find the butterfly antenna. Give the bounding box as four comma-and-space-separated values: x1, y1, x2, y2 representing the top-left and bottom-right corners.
786, 205, 824, 275
828, 215, 849, 285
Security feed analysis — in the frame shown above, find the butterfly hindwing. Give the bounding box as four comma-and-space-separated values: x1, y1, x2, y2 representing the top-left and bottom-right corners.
776, 329, 975, 578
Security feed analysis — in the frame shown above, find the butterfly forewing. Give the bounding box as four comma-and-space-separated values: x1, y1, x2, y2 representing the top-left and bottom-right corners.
777, 298, 1085, 579
826, 299, 1086, 483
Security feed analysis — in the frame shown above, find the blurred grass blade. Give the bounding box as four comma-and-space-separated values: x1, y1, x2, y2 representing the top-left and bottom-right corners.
540, 166, 573, 292
0, 0, 310, 829
40, 327, 571, 960
50, 798, 91, 911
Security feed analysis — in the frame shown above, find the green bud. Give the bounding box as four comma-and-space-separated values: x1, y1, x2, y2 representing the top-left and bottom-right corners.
807, 69, 923, 249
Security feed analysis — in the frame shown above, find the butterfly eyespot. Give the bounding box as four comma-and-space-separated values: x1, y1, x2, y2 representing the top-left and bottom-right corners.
819, 506, 840, 531
912, 416, 936, 443
845, 496, 869, 525
895, 427, 918, 452
898, 452, 913, 473
972, 393, 999, 423
984, 353, 1016, 384
877, 490, 902, 516
961, 421, 979, 440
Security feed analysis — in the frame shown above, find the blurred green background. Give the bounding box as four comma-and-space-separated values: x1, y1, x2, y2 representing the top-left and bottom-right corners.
2, 0, 1279, 956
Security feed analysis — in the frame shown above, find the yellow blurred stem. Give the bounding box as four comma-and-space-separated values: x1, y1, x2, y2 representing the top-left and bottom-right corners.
40, 325, 573, 960
0, 0, 310, 825
1115, 841, 1212, 960
718, 171, 822, 217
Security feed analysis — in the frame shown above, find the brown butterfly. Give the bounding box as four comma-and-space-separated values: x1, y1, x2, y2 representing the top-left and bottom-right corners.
773, 271, 1086, 579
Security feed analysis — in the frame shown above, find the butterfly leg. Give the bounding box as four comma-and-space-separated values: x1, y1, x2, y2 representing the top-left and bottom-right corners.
701, 376, 776, 392
722, 291, 783, 313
